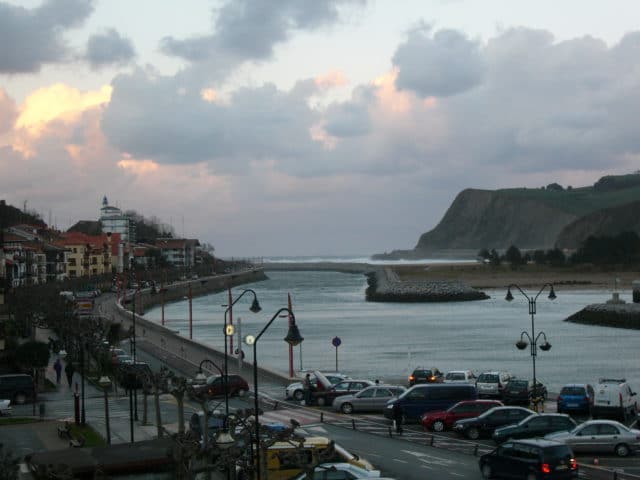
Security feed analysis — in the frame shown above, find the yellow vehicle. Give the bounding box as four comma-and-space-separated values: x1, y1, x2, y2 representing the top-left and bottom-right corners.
261, 436, 374, 480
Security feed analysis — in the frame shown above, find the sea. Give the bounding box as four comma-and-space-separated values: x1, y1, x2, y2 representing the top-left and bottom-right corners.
144, 256, 640, 393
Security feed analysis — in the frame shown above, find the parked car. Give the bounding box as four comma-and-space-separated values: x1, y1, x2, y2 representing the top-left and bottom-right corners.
421, 399, 503, 432
479, 439, 578, 479
332, 385, 406, 414
444, 370, 476, 384
476, 371, 513, 399
0, 374, 35, 405
385, 384, 478, 423
454, 406, 532, 440
118, 361, 153, 390
408, 367, 443, 386
502, 379, 548, 405
492, 413, 577, 444
545, 419, 640, 457
556, 384, 594, 415
290, 462, 389, 479
314, 380, 374, 406
592, 378, 638, 421
285, 371, 349, 401
189, 374, 249, 399
0, 399, 12, 416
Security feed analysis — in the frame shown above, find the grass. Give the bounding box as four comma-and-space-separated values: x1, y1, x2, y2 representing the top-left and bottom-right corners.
0, 417, 39, 425
69, 423, 107, 447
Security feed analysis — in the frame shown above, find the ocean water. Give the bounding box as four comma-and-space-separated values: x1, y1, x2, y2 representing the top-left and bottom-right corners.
144, 270, 640, 392
222, 255, 475, 265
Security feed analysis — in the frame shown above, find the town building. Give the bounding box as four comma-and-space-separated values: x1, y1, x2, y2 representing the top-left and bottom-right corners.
100, 196, 135, 243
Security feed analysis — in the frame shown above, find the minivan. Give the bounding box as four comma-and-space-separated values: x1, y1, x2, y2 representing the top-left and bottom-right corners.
0, 374, 35, 405
384, 384, 478, 422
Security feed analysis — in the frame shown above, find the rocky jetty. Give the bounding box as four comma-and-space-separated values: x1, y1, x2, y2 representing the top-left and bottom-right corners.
565, 302, 640, 329
365, 268, 489, 303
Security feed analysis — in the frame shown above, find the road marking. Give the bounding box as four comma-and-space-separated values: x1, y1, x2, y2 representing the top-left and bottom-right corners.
450, 473, 465, 477
392, 459, 408, 464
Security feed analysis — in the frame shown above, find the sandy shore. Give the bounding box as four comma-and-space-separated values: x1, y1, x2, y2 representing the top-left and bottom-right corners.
264, 261, 640, 293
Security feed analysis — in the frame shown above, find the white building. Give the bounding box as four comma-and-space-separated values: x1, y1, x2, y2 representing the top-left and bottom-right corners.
100, 196, 135, 243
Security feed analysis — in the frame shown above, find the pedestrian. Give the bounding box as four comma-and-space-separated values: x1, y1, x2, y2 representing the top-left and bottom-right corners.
375, 379, 380, 385
65, 362, 75, 388
53, 358, 62, 384
392, 401, 403, 434
302, 373, 312, 405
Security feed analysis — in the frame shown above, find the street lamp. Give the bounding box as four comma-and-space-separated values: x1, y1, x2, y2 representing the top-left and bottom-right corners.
98, 376, 112, 444
222, 289, 261, 421
506, 283, 556, 410
244, 307, 303, 480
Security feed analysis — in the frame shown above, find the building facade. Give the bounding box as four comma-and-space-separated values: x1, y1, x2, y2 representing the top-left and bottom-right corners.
100, 196, 135, 243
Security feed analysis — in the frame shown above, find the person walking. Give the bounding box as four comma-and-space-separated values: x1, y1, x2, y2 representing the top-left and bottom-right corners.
392, 401, 403, 434
302, 373, 312, 406
65, 362, 75, 388
53, 358, 62, 384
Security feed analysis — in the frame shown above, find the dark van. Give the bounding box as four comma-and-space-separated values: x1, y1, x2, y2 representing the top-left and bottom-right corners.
385, 383, 478, 422
0, 374, 35, 405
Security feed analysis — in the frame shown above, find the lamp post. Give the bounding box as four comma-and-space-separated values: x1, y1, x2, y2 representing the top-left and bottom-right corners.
222, 289, 261, 421
244, 307, 304, 480
506, 283, 556, 410
98, 376, 112, 444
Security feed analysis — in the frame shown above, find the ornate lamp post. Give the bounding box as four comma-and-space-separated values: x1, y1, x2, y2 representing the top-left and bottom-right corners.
222, 289, 261, 420
98, 375, 112, 444
506, 283, 556, 410
244, 307, 303, 480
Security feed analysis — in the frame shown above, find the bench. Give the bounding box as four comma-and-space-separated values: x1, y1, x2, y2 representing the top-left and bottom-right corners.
69, 433, 85, 448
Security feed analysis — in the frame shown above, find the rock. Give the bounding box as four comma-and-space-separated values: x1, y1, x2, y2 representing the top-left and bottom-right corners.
564, 303, 640, 329
365, 268, 489, 303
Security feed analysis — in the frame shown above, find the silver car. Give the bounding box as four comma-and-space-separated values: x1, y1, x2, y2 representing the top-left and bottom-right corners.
285, 372, 348, 401
545, 419, 640, 457
332, 385, 406, 414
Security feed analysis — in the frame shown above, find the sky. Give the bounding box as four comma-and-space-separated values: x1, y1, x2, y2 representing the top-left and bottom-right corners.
1, 1, 640, 257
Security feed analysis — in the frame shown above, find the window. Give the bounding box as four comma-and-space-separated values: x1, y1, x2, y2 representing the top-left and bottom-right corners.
68, 258, 76, 266
407, 389, 427, 400
358, 388, 374, 398
526, 417, 550, 428
351, 382, 368, 390
560, 386, 586, 396
447, 372, 465, 381
478, 374, 499, 383
333, 382, 349, 392
578, 425, 599, 436
598, 424, 620, 435
373, 389, 392, 398
551, 417, 574, 429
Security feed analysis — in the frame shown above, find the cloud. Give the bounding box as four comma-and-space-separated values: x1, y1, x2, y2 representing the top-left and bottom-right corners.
392, 26, 485, 97
160, 0, 365, 72
323, 86, 372, 137
0, 0, 95, 73
85, 29, 136, 69
0, 88, 17, 134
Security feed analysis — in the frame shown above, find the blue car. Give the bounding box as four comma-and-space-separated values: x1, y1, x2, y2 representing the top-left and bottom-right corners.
557, 384, 594, 415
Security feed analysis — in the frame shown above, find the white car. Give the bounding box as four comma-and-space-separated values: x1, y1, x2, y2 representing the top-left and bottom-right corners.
444, 370, 476, 384
285, 371, 349, 401
592, 378, 638, 420
291, 463, 394, 479
0, 399, 11, 416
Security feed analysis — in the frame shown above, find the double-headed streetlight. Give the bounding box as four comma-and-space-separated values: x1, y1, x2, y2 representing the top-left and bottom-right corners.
244, 307, 304, 480
506, 283, 556, 409
222, 289, 261, 421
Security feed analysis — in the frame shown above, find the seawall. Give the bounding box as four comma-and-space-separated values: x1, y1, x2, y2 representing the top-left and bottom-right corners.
564, 302, 640, 329
111, 268, 297, 385
365, 267, 490, 302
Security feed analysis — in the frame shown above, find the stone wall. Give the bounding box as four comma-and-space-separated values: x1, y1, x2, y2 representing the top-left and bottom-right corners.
564, 302, 640, 329
112, 269, 296, 384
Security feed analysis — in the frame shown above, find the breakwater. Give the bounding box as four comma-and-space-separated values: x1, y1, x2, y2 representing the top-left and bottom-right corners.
564, 302, 640, 329
365, 267, 490, 302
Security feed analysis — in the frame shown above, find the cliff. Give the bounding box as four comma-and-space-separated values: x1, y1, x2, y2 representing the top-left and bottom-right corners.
374, 173, 640, 260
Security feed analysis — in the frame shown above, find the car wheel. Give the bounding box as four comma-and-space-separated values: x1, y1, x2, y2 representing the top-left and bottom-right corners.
480, 463, 493, 479
615, 443, 630, 457
237, 388, 247, 398
432, 420, 445, 432
466, 427, 480, 440
293, 390, 304, 401
341, 403, 353, 414
316, 397, 326, 407
13, 393, 27, 405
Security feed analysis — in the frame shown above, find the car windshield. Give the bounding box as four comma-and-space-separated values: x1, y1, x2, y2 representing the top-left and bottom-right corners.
510, 380, 528, 388
446, 373, 465, 380
560, 386, 585, 395
414, 370, 432, 376
478, 374, 499, 383
542, 445, 574, 461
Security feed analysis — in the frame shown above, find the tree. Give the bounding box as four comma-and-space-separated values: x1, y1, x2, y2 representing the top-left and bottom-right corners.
489, 249, 501, 266
545, 248, 566, 266
14, 341, 50, 371
504, 245, 523, 267
477, 248, 490, 261
532, 249, 546, 265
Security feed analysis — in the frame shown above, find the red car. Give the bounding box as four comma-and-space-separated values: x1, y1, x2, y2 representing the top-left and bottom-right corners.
421, 399, 503, 432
